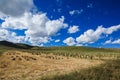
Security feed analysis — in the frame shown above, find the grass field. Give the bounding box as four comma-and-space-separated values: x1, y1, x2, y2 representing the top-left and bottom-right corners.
0, 41, 120, 80
41, 59, 120, 80
21, 46, 120, 60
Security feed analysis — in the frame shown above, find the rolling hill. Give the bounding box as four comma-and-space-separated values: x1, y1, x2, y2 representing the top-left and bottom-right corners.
0, 40, 33, 49
0, 40, 120, 80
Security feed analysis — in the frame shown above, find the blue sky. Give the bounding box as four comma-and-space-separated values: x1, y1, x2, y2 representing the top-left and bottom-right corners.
0, 0, 120, 48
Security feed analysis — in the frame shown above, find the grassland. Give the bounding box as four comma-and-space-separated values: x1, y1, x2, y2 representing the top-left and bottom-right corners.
41, 59, 120, 80
0, 41, 120, 80
22, 46, 120, 60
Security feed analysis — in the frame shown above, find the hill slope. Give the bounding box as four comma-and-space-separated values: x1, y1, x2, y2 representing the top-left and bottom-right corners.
0, 41, 33, 49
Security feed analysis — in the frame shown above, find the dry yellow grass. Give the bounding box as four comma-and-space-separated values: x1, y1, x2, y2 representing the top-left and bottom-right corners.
0, 50, 103, 80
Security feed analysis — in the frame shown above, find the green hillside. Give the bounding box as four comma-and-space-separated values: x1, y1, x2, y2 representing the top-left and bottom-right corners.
0, 40, 120, 59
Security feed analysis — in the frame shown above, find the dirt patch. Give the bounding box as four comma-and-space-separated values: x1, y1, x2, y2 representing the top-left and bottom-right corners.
0, 50, 104, 80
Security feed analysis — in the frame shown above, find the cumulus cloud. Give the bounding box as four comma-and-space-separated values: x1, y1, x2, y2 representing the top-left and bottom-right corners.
55, 39, 60, 42
1, 12, 68, 45
63, 37, 76, 46
1, 12, 31, 30
46, 16, 68, 36
112, 39, 120, 44
0, 0, 68, 45
103, 25, 120, 34
0, 28, 25, 43
69, 9, 83, 16
105, 39, 120, 44
0, 28, 9, 40
76, 25, 120, 44
25, 14, 67, 45
0, 0, 69, 45
0, 0, 34, 18
76, 44, 83, 46
68, 25, 79, 34
27, 37, 51, 45
105, 39, 112, 44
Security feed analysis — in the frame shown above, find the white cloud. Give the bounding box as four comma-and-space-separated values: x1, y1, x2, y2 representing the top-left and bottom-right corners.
105, 39, 120, 44
104, 25, 120, 34
46, 16, 68, 36
55, 39, 60, 42
1, 12, 68, 45
0, 0, 34, 18
27, 37, 51, 45
0, 0, 69, 45
0, 28, 25, 43
68, 25, 79, 34
2, 12, 31, 30
0, 28, 9, 40
76, 44, 83, 46
63, 37, 76, 46
69, 9, 83, 16
112, 39, 120, 44
76, 25, 120, 44
105, 39, 112, 44
0, 0, 68, 46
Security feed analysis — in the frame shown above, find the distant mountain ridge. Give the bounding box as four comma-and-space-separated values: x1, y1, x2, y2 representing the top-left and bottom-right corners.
0, 40, 33, 49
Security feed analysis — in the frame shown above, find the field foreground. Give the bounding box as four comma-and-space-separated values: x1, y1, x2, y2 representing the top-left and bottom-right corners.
0, 50, 103, 80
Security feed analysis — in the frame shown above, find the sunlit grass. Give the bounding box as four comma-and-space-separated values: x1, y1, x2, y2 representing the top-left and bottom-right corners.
41, 59, 120, 80
0, 50, 6, 56
0, 45, 120, 80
